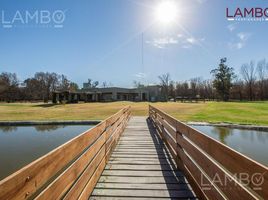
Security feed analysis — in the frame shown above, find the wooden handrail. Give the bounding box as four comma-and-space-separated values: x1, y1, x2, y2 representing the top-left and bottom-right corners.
149, 105, 268, 200
0, 106, 131, 200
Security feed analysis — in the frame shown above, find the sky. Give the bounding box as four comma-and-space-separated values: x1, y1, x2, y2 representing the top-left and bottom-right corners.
0, 0, 268, 88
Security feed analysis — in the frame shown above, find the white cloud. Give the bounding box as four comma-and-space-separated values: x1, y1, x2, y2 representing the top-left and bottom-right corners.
228, 32, 251, 50
146, 37, 178, 49
186, 37, 204, 44
237, 32, 251, 41
228, 42, 244, 49
227, 23, 236, 32
186, 37, 196, 44
134, 72, 147, 79
147, 34, 205, 49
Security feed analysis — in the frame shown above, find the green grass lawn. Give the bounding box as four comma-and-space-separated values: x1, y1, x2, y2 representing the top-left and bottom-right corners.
1, 101, 268, 125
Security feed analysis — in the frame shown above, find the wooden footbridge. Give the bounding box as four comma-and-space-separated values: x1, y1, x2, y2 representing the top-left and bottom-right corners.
0, 106, 268, 200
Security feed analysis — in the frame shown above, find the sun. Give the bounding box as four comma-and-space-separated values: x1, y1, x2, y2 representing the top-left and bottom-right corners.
155, 1, 178, 25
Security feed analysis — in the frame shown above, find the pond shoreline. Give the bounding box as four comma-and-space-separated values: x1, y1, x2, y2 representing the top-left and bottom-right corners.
187, 121, 268, 131
1, 120, 268, 131
0, 120, 100, 126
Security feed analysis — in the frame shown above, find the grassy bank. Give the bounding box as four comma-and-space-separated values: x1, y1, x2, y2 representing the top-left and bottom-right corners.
1, 101, 268, 125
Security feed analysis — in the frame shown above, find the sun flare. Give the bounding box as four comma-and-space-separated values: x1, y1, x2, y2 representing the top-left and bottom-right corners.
155, 1, 178, 24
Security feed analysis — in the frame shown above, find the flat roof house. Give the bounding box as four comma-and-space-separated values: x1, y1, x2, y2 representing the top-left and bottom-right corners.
52, 85, 165, 103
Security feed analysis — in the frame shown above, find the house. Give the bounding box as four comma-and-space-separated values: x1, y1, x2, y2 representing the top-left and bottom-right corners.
52, 85, 165, 103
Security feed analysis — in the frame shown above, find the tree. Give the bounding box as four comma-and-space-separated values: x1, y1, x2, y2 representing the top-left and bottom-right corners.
210, 58, 236, 101
0, 72, 19, 102
69, 82, 79, 92
58, 75, 70, 91
256, 59, 267, 100
158, 73, 171, 101
230, 79, 244, 101
190, 77, 201, 98
34, 72, 60, 102
133, 80, 145, 88
168, 81, 176, 101
241, 61, 256, 101
85, 79, 99, 88
199, 80, 214, 100
24, 78, 44, 100
102, 81, 108, 88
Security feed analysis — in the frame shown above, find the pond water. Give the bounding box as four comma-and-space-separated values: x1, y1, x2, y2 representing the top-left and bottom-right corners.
192, 125, 268, 167
0, 125, 92, 181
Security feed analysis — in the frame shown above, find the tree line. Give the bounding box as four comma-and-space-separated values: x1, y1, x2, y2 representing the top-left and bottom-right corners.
157, 58, 268, 101
0, 72, 78, 102
1, 57, 268, 102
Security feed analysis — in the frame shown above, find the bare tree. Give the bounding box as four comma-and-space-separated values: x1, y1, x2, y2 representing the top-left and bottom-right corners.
24, 78, 44, 100
241, 61, 256, 101
34, 72, 60, 102
0, 72, 19, 102
102, 81, 108, 88
168, 81, 176, 101
190, 77, 201, 98
257, 59, 267, 100
69, 82, 79, 92
58, 75, 70, 91
133, 80, 145, 88
158, 73, 171, 101
86, 79, 99, 88
230, 79, 244, 101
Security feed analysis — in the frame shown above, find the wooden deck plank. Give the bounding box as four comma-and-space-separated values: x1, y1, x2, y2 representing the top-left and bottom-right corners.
98, 176, 188, 184
92, 189, 195, 198
105, 164, 177, 171
101, 170, 183, 177
90, 117, 195, 199
95, 183, 190, 190
90, 197, 197, 200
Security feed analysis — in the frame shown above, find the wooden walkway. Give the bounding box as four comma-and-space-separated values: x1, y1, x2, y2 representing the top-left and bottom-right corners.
1, 106, 266, 199
90, 117, 196, 199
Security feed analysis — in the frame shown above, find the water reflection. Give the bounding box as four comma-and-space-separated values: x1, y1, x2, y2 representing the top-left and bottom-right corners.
34, 125, 65, 132
192, 125, 268, 166
0, 125, 91, 181
0, 126, 17, 133
210, 127, 233, 144
0, 125, 67, 133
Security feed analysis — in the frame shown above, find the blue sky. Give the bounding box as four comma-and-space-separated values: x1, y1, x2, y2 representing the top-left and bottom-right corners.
0, 0, 268, 87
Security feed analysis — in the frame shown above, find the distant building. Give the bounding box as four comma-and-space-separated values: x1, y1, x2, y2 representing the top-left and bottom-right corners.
52, 85, 165, 103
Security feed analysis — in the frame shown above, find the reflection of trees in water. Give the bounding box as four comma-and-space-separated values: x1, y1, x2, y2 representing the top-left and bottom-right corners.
0, 126, 17, 133
0, 125, 66, 133
34, 125, 65, 132
211, 127, 233, 144
235, 129, 268, 144
256, 131, 268, 143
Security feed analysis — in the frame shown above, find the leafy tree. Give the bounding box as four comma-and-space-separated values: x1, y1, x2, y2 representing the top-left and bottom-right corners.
210, 58, 236, 101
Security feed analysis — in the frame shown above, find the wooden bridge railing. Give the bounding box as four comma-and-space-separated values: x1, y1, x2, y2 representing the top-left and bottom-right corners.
149, 105, 268, 200
0, 106, 131, 200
